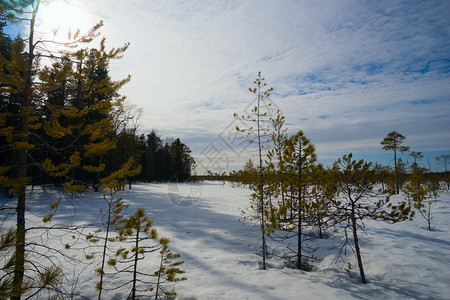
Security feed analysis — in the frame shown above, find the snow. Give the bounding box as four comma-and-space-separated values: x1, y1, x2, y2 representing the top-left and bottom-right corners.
1, 181, 450, 299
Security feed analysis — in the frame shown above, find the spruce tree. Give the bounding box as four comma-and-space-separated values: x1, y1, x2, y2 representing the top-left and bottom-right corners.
145, 131, 163, 182
169, 138, 195, 182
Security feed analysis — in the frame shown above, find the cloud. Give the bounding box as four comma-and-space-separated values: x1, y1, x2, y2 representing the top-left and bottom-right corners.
9, 0, 450, 172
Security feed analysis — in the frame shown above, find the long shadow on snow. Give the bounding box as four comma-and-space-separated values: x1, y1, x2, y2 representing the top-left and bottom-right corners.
373, 227, 450, 247
120, 183, 278, 297
361, 226, 450, 268
1, 184, 276, 297
123, 184, 256, 253
320, 268, 437, 300
319, 224, 448, 300
1, 187, 100, 227
25, 188, 109, 227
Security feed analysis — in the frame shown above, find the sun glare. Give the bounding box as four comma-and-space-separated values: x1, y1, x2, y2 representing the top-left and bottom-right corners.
36, 1, 97, 42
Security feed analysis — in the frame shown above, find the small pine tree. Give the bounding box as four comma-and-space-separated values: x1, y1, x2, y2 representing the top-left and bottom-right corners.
107, 208, 185, 300
309, 164, 336, 239
403, 168, 434, 231
89, 157, 141, 299
153, 238, 186, 300
88, 193, 129, 298
427, 173, 442, 201
332, 153, 412, 283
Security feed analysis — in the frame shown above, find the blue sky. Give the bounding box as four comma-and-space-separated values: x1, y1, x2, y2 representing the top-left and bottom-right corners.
5, 0, 450, 174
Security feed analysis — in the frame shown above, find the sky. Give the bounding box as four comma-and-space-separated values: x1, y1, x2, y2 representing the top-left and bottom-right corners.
4, 0, 450, 174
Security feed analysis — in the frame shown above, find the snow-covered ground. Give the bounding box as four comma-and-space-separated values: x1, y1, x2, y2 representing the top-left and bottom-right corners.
1, 181, 449, 299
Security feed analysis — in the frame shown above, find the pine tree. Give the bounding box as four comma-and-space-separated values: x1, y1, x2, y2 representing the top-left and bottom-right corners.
110, 208, 185, 300
235, 71, 274, 270
403, 168, 434, 231
280, 130, 317, 270
0, 2, 46, 296
265, 112, 288, 222
106, 129, 143, 189
373, 163, 391, 192
83, 157, 141, 299
309, 163, 336, 239
153, 239, 186, 300
144, 131, 162, 182
409, 151, 423, 171
332, 153, 412, 283
381, 131, 410, 194
0, 1, 135, 297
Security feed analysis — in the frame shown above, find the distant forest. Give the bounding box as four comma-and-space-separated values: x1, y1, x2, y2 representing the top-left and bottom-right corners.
84, 129, 196, 185
129, 131, 196, 183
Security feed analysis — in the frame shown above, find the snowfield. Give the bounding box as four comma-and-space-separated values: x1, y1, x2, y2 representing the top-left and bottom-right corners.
1, 181, 450, 299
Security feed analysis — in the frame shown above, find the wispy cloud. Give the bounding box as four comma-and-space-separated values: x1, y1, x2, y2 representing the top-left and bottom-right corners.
12, 0, 450, 172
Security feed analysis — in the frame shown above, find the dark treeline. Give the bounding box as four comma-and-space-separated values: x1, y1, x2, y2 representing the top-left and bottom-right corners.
117, 130, 196, 183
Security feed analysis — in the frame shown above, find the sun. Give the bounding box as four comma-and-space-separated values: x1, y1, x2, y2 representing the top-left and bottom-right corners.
36, 0, 98, 42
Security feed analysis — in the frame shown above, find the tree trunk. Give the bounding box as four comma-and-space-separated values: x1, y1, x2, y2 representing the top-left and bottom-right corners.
394, 147, 399, 194
12, 191, 26, 299
12, 2, 40, 298
257, 86, 266, 270
351, 203, 367, 283
317, 209, 323, 239
297, 207, 302, 269
131, 222, 140, 300
281, 183, 286, 220
97, 204, 113, 300
154, 252, 164, 300
297, 140, 303, 269
445, 160, 449, 190
75, 61, 83, 109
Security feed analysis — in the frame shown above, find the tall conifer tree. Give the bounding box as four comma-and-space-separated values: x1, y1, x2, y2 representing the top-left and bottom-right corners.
0, 1, 136, 297
281, 130, 316, 269
235, 72, 274, 270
